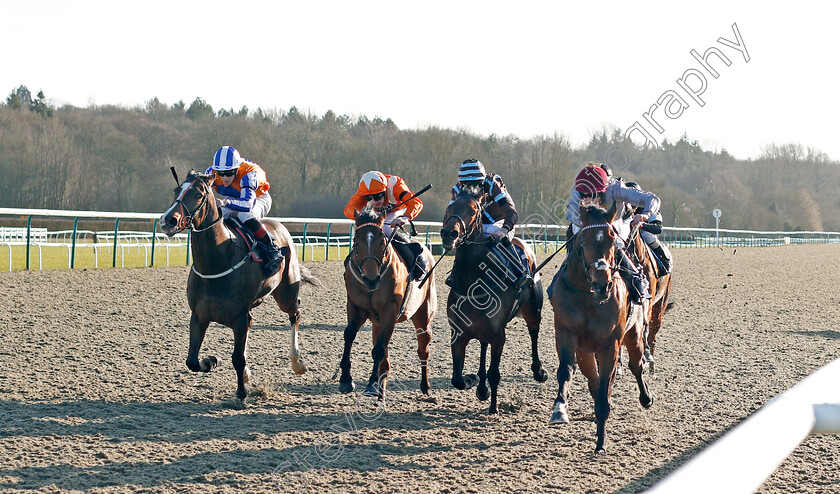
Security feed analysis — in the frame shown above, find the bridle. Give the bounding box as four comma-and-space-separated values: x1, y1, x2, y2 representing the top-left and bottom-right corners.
166, 177, 222, 234
349, 221, 396, 291
443, 193, 487, 247
576, 222, 619, 284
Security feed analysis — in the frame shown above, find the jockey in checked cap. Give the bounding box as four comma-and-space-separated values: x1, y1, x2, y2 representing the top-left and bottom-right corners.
205, 146, 284, 277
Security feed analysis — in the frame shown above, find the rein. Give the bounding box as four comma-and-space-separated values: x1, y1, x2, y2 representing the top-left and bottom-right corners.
168, 176, 254, 279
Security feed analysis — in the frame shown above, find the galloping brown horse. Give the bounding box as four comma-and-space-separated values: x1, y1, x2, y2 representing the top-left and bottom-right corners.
548, 203, 654, 452
440, 186, 548, 414
339, 206, 436, 399
160, 170, 320, 401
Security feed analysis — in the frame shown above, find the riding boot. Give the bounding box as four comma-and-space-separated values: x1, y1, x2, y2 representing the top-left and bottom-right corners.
412, 250, 428, 282
616, 248, 651, 304
245, 219, 284, 277
259, 232, 285, 277
652, 244, 672, 274
494, 238, 532, 289
393, 240, 424, 281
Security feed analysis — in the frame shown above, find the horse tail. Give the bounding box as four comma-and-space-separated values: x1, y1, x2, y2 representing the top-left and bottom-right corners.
299, 265, 322, 287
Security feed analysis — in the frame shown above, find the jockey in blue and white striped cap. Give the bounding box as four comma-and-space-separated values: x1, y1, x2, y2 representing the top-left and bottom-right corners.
457, 159, 486, 182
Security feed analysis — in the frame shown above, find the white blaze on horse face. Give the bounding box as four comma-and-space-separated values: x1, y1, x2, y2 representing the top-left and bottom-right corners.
162, 182, 192, 218
595, 230, 604, 243
366, 232, 374, 253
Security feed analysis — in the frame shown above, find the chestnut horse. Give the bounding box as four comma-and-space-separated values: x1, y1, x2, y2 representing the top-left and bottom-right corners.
548, 203, 654, 453
339, 206, 436, 399
440, 186, 548, 414
160, 170, 320, 401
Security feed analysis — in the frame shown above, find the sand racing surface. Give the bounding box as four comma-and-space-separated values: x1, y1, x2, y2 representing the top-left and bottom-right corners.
2, 244, 840, 493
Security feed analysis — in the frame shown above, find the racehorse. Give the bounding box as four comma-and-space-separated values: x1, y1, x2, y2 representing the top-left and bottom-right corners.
160, 170, 320, 401
440, 185, 548, 414
339, 206, 436, 399
548, 203, 654, 453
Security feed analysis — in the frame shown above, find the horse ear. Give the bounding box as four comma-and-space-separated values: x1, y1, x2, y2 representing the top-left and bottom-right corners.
353, 209, 360, 221
606, 201, 619, 222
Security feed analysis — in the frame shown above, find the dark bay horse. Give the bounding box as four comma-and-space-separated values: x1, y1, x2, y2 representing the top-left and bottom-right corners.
160, 170, 320, 401
339, 206, 436, 399
440, 186, 548, 414
548, 203, 654, 452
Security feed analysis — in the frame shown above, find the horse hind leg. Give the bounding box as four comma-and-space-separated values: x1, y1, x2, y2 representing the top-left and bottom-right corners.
186, 314, 218, 373
487, 341, 505, 414
476, 341, 490, 402
288, 307, 307, 375
231, 314, 252, 401
625, 326, 655, 409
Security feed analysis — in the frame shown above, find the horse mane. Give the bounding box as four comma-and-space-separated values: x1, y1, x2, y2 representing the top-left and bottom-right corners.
356, 205, 384, 225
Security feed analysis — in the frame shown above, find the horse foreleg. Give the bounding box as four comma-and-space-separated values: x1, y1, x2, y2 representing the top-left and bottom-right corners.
186, 313, 216, 373
550, 329, 577, 425
487, 340, 505, 414
476, 341, 490, 401
288, 308, 307, 375
339, 304, 365, 394
522, 281, 548, 383
592, 338, 621, 454
450, 329, 476, 391
231, 313, 252, 401
414, 324, 432, 395
366, 323, 394, 400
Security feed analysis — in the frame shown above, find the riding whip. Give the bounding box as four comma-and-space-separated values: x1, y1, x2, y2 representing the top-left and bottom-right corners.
531, 235, 575, 276
384, 183, 432, 212
418, 247, 449, 288
170, 166, 180, 185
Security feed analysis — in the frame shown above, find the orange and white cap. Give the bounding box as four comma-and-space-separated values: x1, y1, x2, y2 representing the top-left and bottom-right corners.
357, 171, 387, 195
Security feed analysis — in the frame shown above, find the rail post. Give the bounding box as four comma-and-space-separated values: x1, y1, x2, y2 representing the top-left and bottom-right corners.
71, 217, 79, 268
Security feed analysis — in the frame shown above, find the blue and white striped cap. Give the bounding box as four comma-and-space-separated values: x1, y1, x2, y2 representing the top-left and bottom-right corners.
458, 159, 486, 182
211, 146, 243, 171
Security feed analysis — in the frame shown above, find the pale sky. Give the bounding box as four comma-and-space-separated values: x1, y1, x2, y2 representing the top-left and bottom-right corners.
3, 1, 838, 161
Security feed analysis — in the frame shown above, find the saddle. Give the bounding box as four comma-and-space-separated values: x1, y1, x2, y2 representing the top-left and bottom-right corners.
224, 218, 290, 265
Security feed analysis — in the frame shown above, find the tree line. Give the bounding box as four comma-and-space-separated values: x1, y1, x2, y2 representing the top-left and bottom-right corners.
2, 85, 838, 232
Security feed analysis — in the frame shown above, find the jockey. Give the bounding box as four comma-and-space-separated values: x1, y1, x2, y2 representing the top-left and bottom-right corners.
344, 171, 428, 281
447, 158, 531, 288
565, 162, 661, 304
204, 145, 284, 277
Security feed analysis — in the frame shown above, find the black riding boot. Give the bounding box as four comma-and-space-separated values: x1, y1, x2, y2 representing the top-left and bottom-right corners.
246, 219, 284, 277
393, 240, 426, 281
652, 244, 672, 274
494, 238, 532, 289
616, 248, 651, 304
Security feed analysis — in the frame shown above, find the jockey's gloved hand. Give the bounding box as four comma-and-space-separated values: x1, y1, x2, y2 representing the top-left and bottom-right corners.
490, 227, 509, 241
390, 216, 409, 229
216, 198, 227, 209
631, 213, 650, 227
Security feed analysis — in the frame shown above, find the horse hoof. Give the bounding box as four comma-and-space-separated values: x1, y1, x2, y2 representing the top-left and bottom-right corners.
291, 359, 307, 375
534, 369, 549, 383
594, 446, 606, 455
338, 380, 355, 394
420, 381, 430, 395
363, 384, 381, 398
549, 410, 570, 425
199, 356, 218, 372
641, 393, 656, 409
236, 389, 247, 401
476, 386, 490, 402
